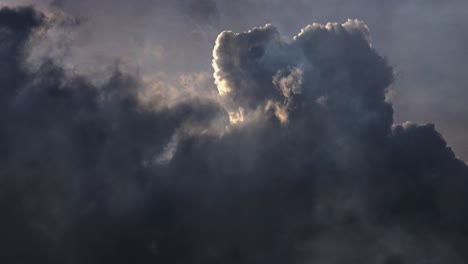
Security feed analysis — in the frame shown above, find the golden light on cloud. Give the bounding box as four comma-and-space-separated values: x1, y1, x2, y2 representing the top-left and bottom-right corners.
228, 107, 244, 124
216, 78, 231, 95
265, 100, 289, 124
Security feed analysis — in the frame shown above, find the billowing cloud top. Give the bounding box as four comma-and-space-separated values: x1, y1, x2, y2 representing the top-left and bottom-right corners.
213, 19, 392, 131
1, 5, 467, 264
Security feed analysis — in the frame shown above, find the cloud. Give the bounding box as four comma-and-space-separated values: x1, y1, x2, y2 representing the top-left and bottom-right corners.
0, 6, 225, 263
213, 19, 392, 133
0, 5, 467, 264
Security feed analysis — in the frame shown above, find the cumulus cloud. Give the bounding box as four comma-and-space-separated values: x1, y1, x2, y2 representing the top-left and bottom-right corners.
213, 19, 392, 131
0, 5, 467, 264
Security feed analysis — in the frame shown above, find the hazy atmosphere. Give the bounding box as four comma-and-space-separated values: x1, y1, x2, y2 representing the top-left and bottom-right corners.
1, 0, 467, 263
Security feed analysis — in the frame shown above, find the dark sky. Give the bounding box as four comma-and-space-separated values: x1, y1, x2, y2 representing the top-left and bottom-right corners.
0, 1, 467, 264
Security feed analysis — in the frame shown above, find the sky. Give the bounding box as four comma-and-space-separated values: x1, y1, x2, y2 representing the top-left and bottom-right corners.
0, 1, 467, 263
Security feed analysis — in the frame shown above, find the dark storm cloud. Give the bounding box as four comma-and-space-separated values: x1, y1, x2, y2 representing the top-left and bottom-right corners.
1, 5, 468, 264
0, 6, 225, 263
206, 20, 468, 263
